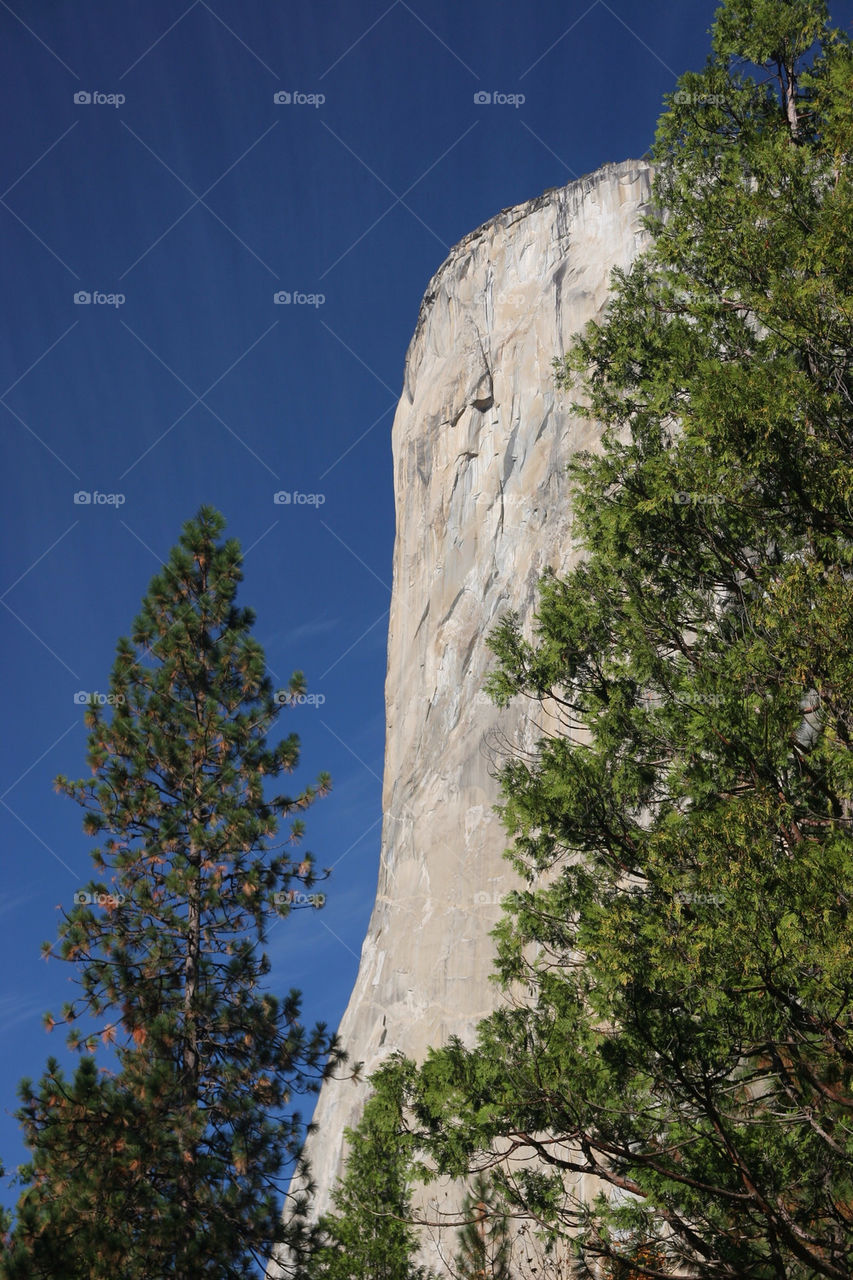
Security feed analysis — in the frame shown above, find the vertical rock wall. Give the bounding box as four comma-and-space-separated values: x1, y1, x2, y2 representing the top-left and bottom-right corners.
269, 158, 653, 1274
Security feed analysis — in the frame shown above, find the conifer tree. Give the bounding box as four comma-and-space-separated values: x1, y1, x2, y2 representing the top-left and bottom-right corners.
453, 1173, 512, 1280
0, 506, 341, 1280
398, 2, 853, 1276
307, 1061, 432, 1280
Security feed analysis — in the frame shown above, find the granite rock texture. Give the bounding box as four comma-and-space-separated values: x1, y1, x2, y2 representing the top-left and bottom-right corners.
268, 158, 653, 1274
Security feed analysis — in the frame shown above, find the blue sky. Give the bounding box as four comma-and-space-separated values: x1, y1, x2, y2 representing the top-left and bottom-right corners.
2, 0, 847, 1235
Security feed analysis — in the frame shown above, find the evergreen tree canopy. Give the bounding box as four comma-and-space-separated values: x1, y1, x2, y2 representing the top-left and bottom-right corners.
396, 2, 853, 1277
453, 1172, 512, 1280
306, 1059, 433, 1280
1, 505, 342, 1280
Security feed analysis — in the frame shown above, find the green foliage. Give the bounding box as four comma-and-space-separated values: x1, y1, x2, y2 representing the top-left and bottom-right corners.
0, 506, 342, 1280
306, 1059, 433, 1280
453, 1172, 512, 1280
402, 3, 853, 1277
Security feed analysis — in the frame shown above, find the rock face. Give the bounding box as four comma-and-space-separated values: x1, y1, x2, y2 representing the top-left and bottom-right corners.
268, 158, 653, 1274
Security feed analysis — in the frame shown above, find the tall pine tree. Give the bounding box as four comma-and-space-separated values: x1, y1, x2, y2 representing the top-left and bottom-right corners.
453, 1173, 512, 1280
307, 1060, 433, 1280
1, 506, 342, 1280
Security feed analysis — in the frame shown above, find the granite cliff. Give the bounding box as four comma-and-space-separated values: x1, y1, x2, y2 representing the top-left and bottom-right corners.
268, 157, 654, 1274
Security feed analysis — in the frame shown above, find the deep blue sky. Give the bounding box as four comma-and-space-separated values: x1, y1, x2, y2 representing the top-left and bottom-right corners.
2, 0, 848, 1236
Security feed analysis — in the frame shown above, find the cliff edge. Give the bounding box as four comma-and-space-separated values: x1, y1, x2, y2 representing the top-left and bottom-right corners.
269, 157, 654, 1274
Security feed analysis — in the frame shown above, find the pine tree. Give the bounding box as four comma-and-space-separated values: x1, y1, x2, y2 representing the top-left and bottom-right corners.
1, 505, 342, 1280
453, 1173, 512, 1280
400, 2, 853, 1276
308, 1060, 433, 1280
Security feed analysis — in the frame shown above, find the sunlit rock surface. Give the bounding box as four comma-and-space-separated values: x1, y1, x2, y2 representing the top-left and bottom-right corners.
268, 158, 653, 1275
